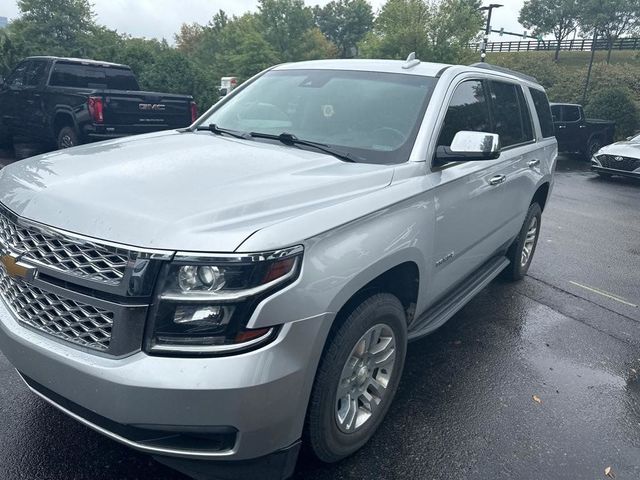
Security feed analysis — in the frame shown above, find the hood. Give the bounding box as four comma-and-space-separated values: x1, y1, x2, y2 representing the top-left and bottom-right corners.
0, 131, 394, 252
598, 141, 640, 158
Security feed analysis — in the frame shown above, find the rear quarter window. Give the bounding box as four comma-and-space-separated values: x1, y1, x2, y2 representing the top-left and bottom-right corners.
529, 89, 555, 138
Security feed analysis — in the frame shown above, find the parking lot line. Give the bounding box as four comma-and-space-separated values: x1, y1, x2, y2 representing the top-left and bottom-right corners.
569, 281, 638, 308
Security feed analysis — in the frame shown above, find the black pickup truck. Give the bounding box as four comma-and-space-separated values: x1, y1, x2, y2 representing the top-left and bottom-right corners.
550, 103, 615, 159
0, 56, 197, 151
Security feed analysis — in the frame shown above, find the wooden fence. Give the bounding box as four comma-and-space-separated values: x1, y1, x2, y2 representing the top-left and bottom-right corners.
471, 37, 640, 53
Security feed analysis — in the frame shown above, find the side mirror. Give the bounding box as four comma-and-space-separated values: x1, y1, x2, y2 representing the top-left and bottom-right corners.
436, 131, 500, 163
218, 87, 228, 97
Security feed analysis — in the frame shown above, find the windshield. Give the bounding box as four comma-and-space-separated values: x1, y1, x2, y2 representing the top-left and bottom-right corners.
200, 69, 437, 164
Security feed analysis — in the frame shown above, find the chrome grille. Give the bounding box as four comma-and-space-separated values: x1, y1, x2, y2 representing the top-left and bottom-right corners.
0, 266, 113, 351
598, 155, 640, 172
0, 206, 130, 285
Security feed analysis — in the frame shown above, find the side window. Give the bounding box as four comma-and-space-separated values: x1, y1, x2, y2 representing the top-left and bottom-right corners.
6, 62, 28, 88
563, 105, 580, 122
529, 88, 555, 138
488, 80, 531, 148
550, 105, 561, 122
516, 87, 534, 142
25, 61, 47, 87
437, 80, 491, 148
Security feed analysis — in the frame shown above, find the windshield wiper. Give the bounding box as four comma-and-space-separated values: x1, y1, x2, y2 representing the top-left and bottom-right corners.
195, 123, 251, 140
249, 132, 360, 163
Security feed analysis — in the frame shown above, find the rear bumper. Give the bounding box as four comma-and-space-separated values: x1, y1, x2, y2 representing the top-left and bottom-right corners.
0, 298, 333, 464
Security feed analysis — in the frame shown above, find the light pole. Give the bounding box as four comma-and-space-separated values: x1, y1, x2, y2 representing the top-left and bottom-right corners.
479, 4, 503, 62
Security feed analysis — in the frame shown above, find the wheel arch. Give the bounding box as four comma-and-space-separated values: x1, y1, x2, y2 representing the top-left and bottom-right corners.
531, 181, 551, 211
327, 256, 421, 339
53, 110, 78, 137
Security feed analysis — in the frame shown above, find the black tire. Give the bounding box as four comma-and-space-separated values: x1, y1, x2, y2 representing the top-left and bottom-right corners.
305, 293, 407, 463
503, 202, 542, 281
56, 126, 79, 150
585, 137, 602, 161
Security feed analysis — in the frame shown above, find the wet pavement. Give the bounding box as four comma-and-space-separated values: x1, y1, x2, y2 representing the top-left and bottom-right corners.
0, 154, 639, 479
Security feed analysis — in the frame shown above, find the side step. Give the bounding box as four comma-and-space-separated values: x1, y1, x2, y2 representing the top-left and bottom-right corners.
408, 255, 510, 341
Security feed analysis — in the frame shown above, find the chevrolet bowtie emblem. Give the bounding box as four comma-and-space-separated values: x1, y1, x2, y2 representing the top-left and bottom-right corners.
0, 254, 36, 281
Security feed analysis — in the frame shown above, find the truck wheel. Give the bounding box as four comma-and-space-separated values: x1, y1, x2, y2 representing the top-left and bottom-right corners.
585, 137, 602, 160
503, 202, 542, 281
57, 126, 79, 150
305, 293, 407, 463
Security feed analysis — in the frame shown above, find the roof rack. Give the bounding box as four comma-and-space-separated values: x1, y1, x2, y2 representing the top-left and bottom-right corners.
469, 63, 538, 84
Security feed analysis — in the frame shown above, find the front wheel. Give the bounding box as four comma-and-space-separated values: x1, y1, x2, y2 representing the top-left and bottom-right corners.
57, 126, 79, 150
503, 202, 542, 281
305, 293, 407, 463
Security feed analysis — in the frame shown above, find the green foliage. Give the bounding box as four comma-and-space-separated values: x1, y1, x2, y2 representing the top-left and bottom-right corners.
10, 0, 95, 56
585, 86, 640, 138
359, 0, 482, 64
577, 0, 640, 63
518, 0, 580, 60
0, 30, 20, 76
313, 0, 373, 57
258, 0, 315, 61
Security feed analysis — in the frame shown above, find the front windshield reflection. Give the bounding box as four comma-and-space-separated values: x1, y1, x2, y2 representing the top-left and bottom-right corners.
200, 69, 437, 165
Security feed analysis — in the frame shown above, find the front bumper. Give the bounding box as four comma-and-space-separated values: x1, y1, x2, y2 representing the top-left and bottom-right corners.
591, 165, 640, 179
0, 299, 332, 464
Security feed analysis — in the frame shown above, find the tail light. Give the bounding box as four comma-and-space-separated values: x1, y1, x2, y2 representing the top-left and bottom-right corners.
88, 96, 104, 124
190, 101, 198, 123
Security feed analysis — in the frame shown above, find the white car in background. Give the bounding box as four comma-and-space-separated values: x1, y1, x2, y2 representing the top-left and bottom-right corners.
591, 133, 640, 179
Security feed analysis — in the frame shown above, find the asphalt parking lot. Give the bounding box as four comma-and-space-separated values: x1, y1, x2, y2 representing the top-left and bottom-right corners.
0, 150, 639, 480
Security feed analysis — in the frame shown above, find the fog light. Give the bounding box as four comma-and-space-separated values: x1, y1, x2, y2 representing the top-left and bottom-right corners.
174, 305, 229, 325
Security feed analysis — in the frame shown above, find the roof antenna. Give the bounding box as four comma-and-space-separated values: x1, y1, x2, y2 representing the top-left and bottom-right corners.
402, 52, 420, 69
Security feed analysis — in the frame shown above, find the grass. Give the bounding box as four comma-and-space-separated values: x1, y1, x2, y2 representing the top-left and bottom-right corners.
485, 49, 639, 67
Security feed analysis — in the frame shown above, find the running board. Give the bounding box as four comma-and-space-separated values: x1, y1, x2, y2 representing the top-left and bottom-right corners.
408, 256, 510, 341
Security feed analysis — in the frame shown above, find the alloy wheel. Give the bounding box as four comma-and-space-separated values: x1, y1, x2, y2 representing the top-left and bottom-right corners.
335, 323, 396, 433
520, 216, 538, 267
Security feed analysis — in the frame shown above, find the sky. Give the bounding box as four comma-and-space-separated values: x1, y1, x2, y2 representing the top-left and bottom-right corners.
1, 0, 527, 43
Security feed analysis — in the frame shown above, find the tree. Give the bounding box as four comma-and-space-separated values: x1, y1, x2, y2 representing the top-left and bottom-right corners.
359, 0, 482, 64
578, 0, 640, 64
313, 0, 373, 57
9, 0, 96, 56
518, 0, 580, 61
585, 86, 639, 138
0, 29, 21, 76
257, 0, 315, 61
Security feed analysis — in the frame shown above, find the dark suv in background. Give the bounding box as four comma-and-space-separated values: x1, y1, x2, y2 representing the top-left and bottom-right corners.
0, 56, 197, 152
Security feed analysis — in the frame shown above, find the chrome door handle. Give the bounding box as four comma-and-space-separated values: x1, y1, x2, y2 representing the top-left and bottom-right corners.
489, 174, 506, 185
579, 125, 586, 128
527, 159, 540, 168
558, 125, 566, 129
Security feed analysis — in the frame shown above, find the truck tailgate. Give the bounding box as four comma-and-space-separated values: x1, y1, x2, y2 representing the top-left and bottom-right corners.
102, 91, 192, 128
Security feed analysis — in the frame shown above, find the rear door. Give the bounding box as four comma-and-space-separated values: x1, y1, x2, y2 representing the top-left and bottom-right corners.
20, 59, 49, 137
554, 105, 583, 151
487, 79, 541, 241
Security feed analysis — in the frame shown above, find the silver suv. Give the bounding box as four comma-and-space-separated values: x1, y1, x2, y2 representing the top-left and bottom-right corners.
0, 57, 556, 479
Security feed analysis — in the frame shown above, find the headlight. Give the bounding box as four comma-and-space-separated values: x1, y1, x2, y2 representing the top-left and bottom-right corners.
145, 245, 303, 356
